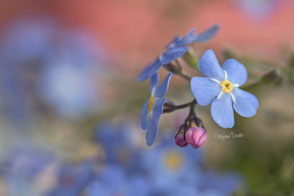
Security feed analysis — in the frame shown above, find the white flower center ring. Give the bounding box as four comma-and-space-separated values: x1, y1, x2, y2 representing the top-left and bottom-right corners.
209, 71, 239, 103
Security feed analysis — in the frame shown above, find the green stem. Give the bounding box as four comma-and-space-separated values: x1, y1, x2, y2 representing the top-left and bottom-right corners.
163, 63, 192, 82
241, 69, 282, 91
174, 99, 196, 110
177, 71, 192, 81
163, 99, 196, 113
241, 80, 264, 91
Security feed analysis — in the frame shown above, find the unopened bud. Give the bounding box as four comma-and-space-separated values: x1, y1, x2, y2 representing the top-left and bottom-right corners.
261, 69, 282, 84
182, 48, 199, 70
185, 127, 207, 149
163, 63, 181, 73
175, 133, 188, 147
163, 100, 176, 113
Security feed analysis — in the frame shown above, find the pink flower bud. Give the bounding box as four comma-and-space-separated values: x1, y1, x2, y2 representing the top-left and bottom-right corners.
175, 133, 188, 147
185, 127, 207, 148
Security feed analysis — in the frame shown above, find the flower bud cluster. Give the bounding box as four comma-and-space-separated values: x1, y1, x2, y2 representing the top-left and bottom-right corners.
175, 115, 207, 149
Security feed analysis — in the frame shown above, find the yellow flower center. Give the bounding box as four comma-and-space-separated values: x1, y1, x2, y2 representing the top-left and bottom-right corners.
148, 97, 154, 113
220, 80, 233, 93
163, 150, 183, 171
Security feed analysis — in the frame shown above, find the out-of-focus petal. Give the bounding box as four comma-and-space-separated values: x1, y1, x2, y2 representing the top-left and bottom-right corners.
151, 98, 166, 125
145, 98, 165, 146
191, 24, 220, 43
178, 28, 195, 46
159, 47, 188, 65
146, 119, 158, 146
155, 73, 172, 98
211, 93, 234, 128
140, 100, 149, 130
198, 49, 225, 81
191, 77, 221, 106
137, 59, 162, 82
167, 36, 181, 49
222, 59, 247, 86
150, 73, 159, 92
233, 88, 259, 117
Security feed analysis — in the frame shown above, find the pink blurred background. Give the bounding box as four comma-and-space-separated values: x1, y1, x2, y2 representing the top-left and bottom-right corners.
0, 0, 293, 70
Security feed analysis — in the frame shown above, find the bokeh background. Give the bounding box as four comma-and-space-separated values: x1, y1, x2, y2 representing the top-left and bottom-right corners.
0, 0, 293, 195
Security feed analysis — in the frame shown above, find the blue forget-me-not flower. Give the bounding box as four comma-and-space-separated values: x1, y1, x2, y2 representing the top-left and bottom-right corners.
137, 24, 220, 82
86, 165, 152, 196
141, 73, 172, 146
191, 49, 259, 128
47, 161, 97, 196
168, 24, 220, 48
238, 0, 278, 20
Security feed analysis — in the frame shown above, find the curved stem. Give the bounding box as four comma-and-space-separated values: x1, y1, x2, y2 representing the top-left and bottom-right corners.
241, 69, 282, 91
163, 99, 196, 113
175, 99, 196, 110
177, 72, 192, 81
163, 62, 192, 82
188, 99, 196, 116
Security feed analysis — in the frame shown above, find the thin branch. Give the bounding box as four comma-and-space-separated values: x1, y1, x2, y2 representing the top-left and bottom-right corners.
177, 72, 192, 81
175, 99, 196, 110
163, 62, 192, 82
163, 99, 196, 113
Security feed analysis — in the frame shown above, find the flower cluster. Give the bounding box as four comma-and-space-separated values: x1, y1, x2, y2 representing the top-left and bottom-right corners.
138, 25, 259, 147
0, 18, 105, 122
87, 123, 242, 196
0, 122, 242, 195
137, 24, 220, 82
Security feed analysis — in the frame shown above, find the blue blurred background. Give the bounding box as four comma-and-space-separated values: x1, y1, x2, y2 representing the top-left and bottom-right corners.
0, 0, 293, 195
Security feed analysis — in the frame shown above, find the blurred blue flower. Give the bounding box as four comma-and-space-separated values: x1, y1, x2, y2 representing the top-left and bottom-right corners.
191, 49, 259, 128
0, 18, 55, 62
47, 161, 97, 196
139, 141, 202, 191
86, 164, 152, 196
0, 18, 56, 123
198, 171, 243, 196
237, 0, 278, 20
93, 126, 243, 195
138, 135, 242, 195
137, 24, 219, 81
0, 144, 56, 196
1, 146, 54, 179
94, 123, 140, 169
39, 31, 105, 119
0, 18, 106, 122
141, 73, 172, 146
39, 56, 100, 118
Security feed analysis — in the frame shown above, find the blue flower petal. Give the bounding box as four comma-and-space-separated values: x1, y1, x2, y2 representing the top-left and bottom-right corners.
191, 77, 221, 106
192, 24, 220, 43
167, 36, 181, 49
155, 73, 172, 98
146, 98, 166, 146
140, 100, 149, 130
211, 93, 234, 128
151, 98, 166, 125
233, 88, 259, 117
199, 49, 225, 81
178, 28, 195, 46
159, 47, 188, 65
222, 59, 247, 86
137, 59, 162, 82
150, 73, 159, 92
146, 119, 158, 146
